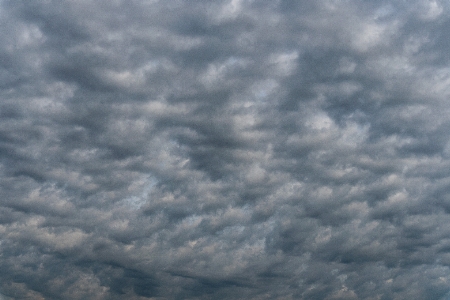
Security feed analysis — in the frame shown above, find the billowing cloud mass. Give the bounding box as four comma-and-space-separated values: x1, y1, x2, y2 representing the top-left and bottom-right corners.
2, 0, 450, 299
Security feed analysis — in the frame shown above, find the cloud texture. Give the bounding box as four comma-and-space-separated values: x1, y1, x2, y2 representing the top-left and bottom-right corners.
2, 0, 450, 299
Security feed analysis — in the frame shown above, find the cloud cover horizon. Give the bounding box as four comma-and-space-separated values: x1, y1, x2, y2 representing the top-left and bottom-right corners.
1, 0, 450, 299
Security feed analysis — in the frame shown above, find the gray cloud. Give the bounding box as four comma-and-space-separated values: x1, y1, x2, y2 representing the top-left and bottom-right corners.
1, 0, 450, 299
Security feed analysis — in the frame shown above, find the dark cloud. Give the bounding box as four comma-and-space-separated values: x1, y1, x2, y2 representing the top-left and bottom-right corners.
1, 0, 450, 299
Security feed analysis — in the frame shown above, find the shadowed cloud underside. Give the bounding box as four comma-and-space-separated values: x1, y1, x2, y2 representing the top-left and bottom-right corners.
1, 0, 450, 299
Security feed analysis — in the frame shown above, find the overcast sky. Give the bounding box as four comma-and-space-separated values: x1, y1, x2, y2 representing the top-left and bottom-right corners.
2, 0, 450, 299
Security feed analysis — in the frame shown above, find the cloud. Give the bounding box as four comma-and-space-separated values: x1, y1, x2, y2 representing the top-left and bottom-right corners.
1, 0, 450, 299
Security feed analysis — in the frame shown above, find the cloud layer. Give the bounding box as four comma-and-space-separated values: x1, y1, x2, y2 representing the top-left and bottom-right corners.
2, 0, 450, 299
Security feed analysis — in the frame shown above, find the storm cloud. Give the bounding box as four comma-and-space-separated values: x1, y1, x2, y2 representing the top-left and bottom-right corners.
1, 0, 450, 299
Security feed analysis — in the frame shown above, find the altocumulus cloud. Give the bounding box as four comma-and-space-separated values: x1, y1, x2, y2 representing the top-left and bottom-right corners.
1, 0, 450, 299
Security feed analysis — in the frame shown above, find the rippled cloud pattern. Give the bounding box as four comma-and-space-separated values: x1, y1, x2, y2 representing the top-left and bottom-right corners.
1, 1, 450, 299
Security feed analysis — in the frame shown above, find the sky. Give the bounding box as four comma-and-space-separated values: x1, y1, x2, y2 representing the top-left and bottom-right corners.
1, 0, 450, 299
